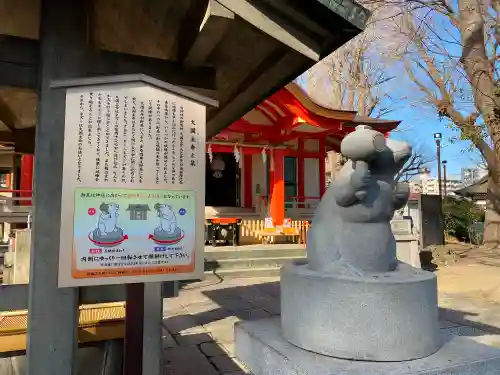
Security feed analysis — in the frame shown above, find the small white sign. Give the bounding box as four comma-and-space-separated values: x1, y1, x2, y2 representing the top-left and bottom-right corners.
56, 76, 214, 287
391, 219, 412, 235
264, 217, 274, 229
282, 218, 292, 228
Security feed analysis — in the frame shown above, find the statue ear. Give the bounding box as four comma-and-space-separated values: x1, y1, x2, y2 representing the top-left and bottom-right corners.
154, 203, 160, 211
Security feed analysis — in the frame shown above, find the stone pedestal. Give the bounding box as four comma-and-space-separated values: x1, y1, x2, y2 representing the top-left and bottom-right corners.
234, 127, 500, 375
281, 261, 440, 361
236, 318, 500, 375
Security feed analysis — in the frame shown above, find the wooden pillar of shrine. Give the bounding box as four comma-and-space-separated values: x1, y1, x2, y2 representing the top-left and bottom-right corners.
20, 154, 34, 205
297, 139, 305, 206
27, 0, 85, 373
270, 149, 285, 226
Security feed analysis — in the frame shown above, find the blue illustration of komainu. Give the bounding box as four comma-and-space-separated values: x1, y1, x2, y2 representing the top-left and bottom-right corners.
92, 203, 124, 243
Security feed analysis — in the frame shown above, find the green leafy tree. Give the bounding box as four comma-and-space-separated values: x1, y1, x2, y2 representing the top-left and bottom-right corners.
443, 197, 485, 243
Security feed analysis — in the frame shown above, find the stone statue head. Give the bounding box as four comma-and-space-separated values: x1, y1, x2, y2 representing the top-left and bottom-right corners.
341, 125, 412, 177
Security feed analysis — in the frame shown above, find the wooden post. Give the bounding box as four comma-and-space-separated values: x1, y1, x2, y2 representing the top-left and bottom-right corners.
124, 284, 145, 375
20, 155, 34, 205
141, 282, 163, 375
123, 281, 165, 375
270, 149, 285, 226
26, 0, 89, 374
297, 139, 305, 207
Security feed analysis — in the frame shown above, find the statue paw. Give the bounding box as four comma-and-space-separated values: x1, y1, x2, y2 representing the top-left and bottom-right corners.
350, 168, 371, 195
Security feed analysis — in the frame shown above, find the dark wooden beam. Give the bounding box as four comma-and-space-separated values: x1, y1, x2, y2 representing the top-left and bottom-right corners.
216, 0, 320, 61
0, 35, 39, 89
177, 0, 210, 62
206, 50, 310, 137
184, 0, 234, 66
89, 50, 216, 89
0, 131, 13, 143
0, 35, 216, 90
0, 97, 18, 131
0, 35, 39, 66
13, 128, 36, 154
0, 129, 36, 153
0, 62, 37, 89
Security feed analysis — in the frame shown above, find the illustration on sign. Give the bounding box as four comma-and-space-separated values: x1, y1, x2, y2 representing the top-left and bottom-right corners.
150, 203, 184, 245
73, 187, 196, 279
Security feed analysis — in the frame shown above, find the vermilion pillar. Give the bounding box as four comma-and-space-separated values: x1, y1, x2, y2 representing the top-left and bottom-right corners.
270, 149, 285, 226
297, 139, 305, 206
243, 153, 253, 208
20, 154, 34, 205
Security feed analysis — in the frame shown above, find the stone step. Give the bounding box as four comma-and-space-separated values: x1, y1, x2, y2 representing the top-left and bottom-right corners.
204, 267, 282, 278
206, 256, 304, 271
205, 247, 306, 260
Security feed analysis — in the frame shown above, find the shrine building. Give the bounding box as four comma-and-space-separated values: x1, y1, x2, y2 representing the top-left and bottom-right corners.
0, 81, 400, 245
203, 82, 400, 243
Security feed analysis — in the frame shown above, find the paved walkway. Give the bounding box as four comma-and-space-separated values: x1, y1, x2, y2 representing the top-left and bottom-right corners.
162, 262, 500, 375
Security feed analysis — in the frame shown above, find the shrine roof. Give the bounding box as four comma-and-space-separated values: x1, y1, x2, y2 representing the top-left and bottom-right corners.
454, 176, 489, 197
214, 82, 401, 152
0, 0, 371, 153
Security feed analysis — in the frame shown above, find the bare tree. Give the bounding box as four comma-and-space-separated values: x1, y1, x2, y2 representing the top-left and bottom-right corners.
360, 0, 500, 247
396, 142, 435, 182
304, 24, 398, 118
302, 10, 405, 177
302, 8, 430, 186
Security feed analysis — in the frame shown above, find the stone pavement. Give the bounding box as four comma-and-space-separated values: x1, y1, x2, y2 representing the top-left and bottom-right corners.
162, 263, 500, 375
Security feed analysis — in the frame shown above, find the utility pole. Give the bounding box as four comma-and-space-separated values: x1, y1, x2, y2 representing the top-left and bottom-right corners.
433, 133, 445, 245
442, 160, 448, 199
434, 133, 443, 199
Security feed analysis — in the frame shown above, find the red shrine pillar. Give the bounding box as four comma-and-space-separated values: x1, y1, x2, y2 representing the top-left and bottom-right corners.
20, 154, 34, 206
297, 139, 305, 207
243, 153, 253, 208
270, 149, 285, 226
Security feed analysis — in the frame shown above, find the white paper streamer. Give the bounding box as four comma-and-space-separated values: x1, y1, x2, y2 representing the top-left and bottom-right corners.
234, 145, 241, 167
261, 147, 267, 165
207, 144, 213, 164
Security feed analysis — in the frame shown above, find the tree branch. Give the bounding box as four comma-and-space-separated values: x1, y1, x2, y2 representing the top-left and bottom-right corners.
395, 144, 435, 182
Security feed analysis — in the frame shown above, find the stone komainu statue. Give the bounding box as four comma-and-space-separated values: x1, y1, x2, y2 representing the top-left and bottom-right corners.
281, 125, 442, 362
307, 125, 412, 276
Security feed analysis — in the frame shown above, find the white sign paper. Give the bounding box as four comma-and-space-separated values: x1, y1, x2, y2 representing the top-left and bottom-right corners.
58, 80, 206, 287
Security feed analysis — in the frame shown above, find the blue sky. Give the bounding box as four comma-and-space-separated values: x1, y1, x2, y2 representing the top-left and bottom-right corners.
385, 11, 482, 181
298, 1, 488, 180
389, 107, 479, 180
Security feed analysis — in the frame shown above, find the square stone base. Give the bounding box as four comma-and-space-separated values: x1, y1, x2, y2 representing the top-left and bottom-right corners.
235, 317, 500, 375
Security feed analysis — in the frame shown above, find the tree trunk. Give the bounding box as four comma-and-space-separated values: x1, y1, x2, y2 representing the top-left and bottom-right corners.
483, 178, 500, 248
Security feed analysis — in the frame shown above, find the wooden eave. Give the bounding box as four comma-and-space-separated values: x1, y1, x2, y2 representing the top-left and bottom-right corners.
214, 81, 400, 152
0, 0, 370, 154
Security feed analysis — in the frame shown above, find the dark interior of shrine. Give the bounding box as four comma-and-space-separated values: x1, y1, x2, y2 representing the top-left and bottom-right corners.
205, 152, 239, 207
